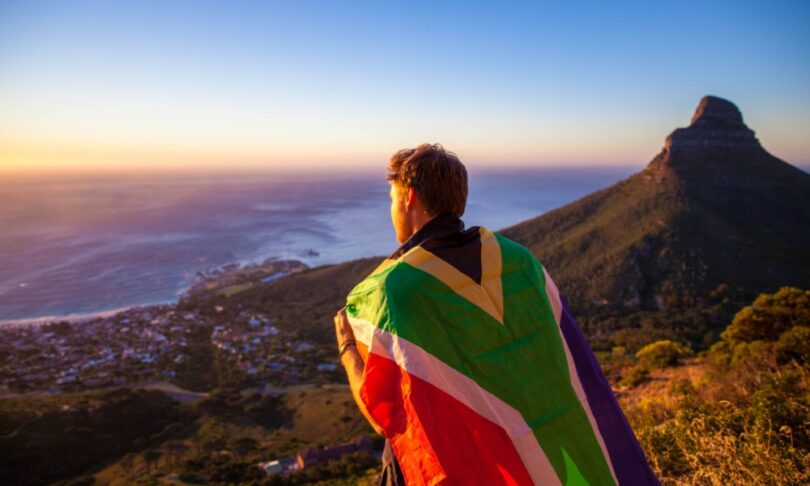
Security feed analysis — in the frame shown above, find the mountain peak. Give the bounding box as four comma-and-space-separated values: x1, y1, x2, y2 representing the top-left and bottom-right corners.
690, 96, 744, 127
663, 95, 761, 154
503, 94, 810, 321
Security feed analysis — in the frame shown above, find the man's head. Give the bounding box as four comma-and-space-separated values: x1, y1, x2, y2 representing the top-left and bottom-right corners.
387, 143, 468, 244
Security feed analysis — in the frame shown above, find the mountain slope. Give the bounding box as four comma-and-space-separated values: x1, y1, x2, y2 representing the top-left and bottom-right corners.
501, 96, 810, 316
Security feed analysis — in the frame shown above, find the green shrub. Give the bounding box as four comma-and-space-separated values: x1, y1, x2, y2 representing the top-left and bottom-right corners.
776, 325, 810, 364
620, 366, 649, 387
720, 287, 810, 345
625, 289, 810, 484
636, 340, 692, 369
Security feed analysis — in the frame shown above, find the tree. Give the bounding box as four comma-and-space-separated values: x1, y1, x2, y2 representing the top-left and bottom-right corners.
721, 287, 810, 345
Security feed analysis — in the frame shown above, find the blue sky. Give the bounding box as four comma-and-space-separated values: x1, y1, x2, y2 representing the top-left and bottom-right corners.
1, 0, 808, 173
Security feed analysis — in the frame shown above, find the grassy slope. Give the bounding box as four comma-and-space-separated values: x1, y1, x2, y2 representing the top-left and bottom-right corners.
266, 384, 375, 457
500, 165, 684, 308
89, 384, 376, 485
0, 388, 192, 486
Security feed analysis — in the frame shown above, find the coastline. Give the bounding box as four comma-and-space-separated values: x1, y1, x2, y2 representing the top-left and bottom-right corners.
0, 304, 165, 329
0, 258, 309, 329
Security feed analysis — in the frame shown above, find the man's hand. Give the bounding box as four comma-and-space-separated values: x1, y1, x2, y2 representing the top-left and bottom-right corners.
333, 306, 383, 435
333, 306, 355, 352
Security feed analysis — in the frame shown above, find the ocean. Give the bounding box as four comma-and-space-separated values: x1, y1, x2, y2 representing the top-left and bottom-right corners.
0, 167, 636, 323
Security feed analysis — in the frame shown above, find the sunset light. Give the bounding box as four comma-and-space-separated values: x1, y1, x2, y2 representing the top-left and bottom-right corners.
1, 2, 809, 484
2, 1, 808, 174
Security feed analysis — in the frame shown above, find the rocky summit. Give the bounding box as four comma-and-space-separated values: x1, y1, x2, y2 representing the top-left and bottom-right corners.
501, 96, 810, 325
647, 96, 790, 180
664, 96, 761, 153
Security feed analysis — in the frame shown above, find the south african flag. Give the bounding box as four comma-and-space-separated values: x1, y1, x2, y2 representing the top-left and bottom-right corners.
345, 222, 658, 485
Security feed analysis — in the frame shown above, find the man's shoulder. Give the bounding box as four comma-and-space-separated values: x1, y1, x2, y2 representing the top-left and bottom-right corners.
346, 258, 423, 297
490, 229, 540, 265
490, 228, 526, 250
345, 259, 426, 323
347, 259, 395, 297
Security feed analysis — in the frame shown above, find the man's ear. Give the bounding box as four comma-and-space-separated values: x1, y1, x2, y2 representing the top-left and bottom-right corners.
405, 186, 419, 211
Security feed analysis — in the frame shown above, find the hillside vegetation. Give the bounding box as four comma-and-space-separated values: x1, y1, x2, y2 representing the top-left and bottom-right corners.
1, 384, 379, 485
621, 288, 809, 484
0, 388, 192, 485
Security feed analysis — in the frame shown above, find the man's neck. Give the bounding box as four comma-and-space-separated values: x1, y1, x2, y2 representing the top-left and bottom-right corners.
390, 212, 465, 259
410, 211, 436, 236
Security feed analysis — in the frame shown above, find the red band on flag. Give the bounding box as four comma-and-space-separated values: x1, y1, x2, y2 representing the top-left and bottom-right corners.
361, 354, 535, 485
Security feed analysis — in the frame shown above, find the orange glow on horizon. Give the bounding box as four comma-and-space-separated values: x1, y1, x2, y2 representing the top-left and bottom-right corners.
1, 139, 661, 177
5, 126, 804, 177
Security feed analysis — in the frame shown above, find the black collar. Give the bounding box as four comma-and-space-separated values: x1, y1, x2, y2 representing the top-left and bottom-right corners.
389, 212, 466, 259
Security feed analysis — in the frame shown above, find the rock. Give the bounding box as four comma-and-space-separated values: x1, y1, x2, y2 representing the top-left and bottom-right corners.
689, 96, 745, 127
663, 95, 761, 154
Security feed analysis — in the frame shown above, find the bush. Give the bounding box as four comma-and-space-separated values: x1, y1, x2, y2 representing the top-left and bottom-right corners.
620, 366, 649, 387
720, 287, 810, 345
776, 325, 810, 364
636, 340, 692, 369
624, 289, 810, 484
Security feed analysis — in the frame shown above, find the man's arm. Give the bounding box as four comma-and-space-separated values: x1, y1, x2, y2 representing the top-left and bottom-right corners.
334, 308, 384, 436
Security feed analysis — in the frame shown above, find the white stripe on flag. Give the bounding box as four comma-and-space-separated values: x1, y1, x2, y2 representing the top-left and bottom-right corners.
349, 315, 561, 486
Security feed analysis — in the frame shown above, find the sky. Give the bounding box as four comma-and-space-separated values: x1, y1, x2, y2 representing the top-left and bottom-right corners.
1, 0, 808, 174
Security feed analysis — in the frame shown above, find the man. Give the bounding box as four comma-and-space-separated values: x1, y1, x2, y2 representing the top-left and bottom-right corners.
334, 144, 658, 485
